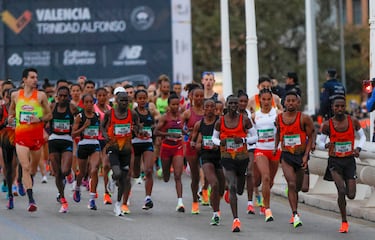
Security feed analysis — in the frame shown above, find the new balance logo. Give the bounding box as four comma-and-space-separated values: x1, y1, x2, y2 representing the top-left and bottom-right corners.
117, 45, 143, 60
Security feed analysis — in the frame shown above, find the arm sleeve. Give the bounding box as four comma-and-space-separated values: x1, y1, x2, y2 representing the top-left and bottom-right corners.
356, 128, 366, 149
316, 133, 328, 150
212, 129, 221, 146
246, 127, 258, 145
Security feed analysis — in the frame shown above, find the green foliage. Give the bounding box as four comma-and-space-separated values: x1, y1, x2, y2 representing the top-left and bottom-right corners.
191, 0, 369, 95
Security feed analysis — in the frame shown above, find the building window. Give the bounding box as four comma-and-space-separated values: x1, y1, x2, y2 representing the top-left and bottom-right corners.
353, 0, 362, 25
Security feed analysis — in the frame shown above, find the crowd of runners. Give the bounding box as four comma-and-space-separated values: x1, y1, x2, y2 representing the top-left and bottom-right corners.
0, 68, 365, 233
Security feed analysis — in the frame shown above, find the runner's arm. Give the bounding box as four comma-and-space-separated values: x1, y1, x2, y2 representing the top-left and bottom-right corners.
39, 91, 52, 122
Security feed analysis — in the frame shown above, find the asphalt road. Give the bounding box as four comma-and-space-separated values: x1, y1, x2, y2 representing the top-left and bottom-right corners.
1, 173, 375, 240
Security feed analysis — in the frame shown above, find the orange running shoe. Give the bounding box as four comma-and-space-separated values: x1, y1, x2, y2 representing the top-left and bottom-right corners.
259, 206, 266, 215
247, 204, 255, 214
339, 222, 349, 233
289, 215, 294, 224
201, 189, 209, 206
121, 204, 130, 214
191, 202, 200, 214
232, 218, 241, 232
265, 209, 274, 222
103, 193, 112, 205
59, 198, 69, 213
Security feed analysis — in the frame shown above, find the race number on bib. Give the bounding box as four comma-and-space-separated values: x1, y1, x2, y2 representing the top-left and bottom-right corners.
335, 141, 352, 156
19, 111, 35, 124
53, 119, 70, 133
284, 134, 301, 146
168, 129, 182, 135
202, 136, 214, 149
258, 128, 274, 142
83, 126, 99, 139
226, 138, 243, 152
114, 124, 131, 136
143, 126, 152, 137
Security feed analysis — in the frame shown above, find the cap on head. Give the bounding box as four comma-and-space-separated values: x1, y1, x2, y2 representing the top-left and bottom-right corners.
285, 72, 298, 84
114, 86, 126, 95
327, 69, 337, 78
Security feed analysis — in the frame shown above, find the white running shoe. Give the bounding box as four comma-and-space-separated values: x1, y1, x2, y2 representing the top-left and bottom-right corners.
41, 176, 48, 184
114, 202, 123, 216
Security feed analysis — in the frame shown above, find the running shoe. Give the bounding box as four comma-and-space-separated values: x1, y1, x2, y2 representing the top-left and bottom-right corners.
136, 176, 143, 184
201, 189, 210, 206
121, 204, 130, 214
12, 185, 18, 196
142, 198, 154, 210
59, 198, 69, 213
114, 202, 122, 216
339, 221, 349, 233
247, 204, 255, 214
255, 195, 263, 207
259, 206, 266, 215
210, 215, 220, 226
223, 190, 230, 204
289, 214, 294, 224
265, 209, 274, 222
7, 196, 14, 210
232, 218, 241, 232
191, 202, 200, 214
176, 203, 185, 213
156, 168, 163, 178
73, 190, 81, 203
103, 193, 112, 205
41, 175, 48, 184
18, 182, 25, 196
27, 201, 37, 212
1, 181, 7, 192
56, 193, 61, 203
88, 199, 97, 210
293, 214, 303, 228
66, 172, 74, 184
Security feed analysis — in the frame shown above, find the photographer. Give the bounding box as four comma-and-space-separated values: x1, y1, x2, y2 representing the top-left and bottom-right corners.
366, 78, 375, 112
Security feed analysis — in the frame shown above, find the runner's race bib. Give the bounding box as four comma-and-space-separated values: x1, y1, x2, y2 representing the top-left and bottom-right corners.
226, 138, 244, 152
53, 119, 70, 133
334, 141, 352, 156
258, 128, 274, 142
19, 111, 36, 124
202, 136, 214, 149
284, 134, 301, 146
114, 123, 131, 136
143, 126, 152, 138
83, 126, 99, 139
167, 129, 182, 141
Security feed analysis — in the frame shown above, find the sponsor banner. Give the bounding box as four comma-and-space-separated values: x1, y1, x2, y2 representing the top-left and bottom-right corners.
171, 0, 192, 87
2, 0, 171, 45
1, 0, 173, 85
5, 43, 172, 86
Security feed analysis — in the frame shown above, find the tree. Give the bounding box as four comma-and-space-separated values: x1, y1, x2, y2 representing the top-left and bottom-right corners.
191, 0, 369, 97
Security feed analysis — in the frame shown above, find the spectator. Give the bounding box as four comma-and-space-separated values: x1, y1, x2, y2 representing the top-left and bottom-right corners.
319, 69, 346, 119
271, 78, 285, 99
282, 72, 301, 106
366, 78, 375, 112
